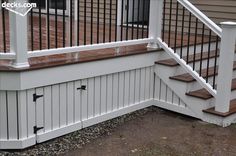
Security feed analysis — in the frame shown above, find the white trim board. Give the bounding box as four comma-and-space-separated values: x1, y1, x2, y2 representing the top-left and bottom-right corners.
0, 51, 160, 91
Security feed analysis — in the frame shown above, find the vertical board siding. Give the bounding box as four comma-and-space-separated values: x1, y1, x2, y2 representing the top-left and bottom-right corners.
112, 73, 119, 110
74, 80, 82, 121
17, 91, 28, 139
0, 66, 154, 144
36, 66, 154, 136
154, 74, 187, 108
59, 84, 67, 127
0, 91, 8, 140
94, 77, 101, 116
7, 91, 18, 140
52, 85, 60, 130
88, 78, 95, 118
44, 86, 52, 132
67, 82, 75, 125
35, 88, 44, 134
27, 89, 36, 138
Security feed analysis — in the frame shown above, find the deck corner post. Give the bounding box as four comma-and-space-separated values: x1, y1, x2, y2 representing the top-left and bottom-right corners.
147, 0, 163, 49
215, 22, 236, 113
9, 0, 29, 68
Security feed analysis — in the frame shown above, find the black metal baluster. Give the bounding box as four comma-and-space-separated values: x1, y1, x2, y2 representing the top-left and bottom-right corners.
168, 0, 173, 45
141, 0, 145, 38
131, 0, 135, 40
193, 18, 198, 70
38, 0, 42, 50
115, 0, 118, 41
55, 0, 58, 48
162, 0, 166, 41
180, 7, 185, 58
199, 24, 205, 76
109, 0, 112, 42
30, 0, 34, 51
174, 2, 179, 52
146, 0, 150, 38
84, 0, 87, 45
126, 0, 129, 40
97, 0, 100, 43
186, 12, 192, 63
47, 0, 50, 49
213, 36, 219, 89
103, 0, 106, 43
136, 0, 140, 39
120, 0, 124, 41
91, 0, 94, 44
70, 0, 73, 46
1, 0, 6, 52
63, 0, 66, 47
206, 30, 212, 83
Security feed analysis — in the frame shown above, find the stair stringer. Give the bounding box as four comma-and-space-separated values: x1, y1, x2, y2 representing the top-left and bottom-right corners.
153, 75, 199, 118
154, 64, 215, 119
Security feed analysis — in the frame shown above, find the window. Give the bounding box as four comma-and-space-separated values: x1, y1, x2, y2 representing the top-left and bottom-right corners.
32, 0, 68, 15
127, 0, 150, 26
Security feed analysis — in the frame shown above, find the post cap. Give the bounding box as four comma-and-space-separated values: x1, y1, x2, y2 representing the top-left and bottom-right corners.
221, 21, 236, 28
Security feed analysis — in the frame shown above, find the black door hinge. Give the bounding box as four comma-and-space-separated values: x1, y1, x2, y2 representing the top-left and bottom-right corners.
33, 93, 44, 102
77, 85, 86, 90
33, 126, 44, 134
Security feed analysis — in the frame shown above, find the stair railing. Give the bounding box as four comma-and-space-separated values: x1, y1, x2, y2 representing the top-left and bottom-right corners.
155, 0, 236, 113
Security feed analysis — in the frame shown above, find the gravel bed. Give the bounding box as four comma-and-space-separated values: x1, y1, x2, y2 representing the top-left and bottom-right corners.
0, 107, 155, 156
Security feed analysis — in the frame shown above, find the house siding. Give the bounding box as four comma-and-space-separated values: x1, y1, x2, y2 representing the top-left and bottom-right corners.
190, 0, 236, 24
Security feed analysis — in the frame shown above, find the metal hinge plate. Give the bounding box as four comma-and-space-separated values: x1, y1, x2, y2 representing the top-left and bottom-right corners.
33, 126, 44, 134
33, 93, 43, 102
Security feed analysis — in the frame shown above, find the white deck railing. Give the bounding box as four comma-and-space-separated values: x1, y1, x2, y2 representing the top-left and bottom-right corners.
158, 0, 236, 113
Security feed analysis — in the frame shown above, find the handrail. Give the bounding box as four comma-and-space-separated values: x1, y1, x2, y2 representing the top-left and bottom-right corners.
178, 0, 222, 37
28, 38, 155, 58
0, 53, 16, 60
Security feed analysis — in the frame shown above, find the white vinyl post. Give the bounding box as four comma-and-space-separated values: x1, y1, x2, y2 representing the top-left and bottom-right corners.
215, 22, 236, 113
147, 0, 163, 49
9, 0, 29, 68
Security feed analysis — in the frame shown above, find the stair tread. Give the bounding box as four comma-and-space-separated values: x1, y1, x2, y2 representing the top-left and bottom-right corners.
156, 50, 218, 67
170, 61, 236, 82
203, 99, 236, 117
186, 79, 236, 100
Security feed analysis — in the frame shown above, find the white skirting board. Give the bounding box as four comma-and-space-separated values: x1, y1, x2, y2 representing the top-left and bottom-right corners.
82, 100, 154, 128
0, 66, 156, 149
0, 136, 35, 150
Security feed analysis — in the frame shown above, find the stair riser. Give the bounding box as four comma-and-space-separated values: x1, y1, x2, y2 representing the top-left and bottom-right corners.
156, 64, 210, 97
156, 51, 175, 61
177, 57, 218, 75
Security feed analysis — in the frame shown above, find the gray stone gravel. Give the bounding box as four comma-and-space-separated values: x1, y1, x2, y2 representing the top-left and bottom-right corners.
0, 107, 155, 156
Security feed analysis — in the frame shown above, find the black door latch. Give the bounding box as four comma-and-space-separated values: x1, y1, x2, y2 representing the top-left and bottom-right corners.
77, 85, 86, 90
33, 93, 44, 102
33, 126, 44, 134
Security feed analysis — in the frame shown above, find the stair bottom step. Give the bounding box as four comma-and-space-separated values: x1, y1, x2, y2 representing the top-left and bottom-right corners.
203, 99, 236, 117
